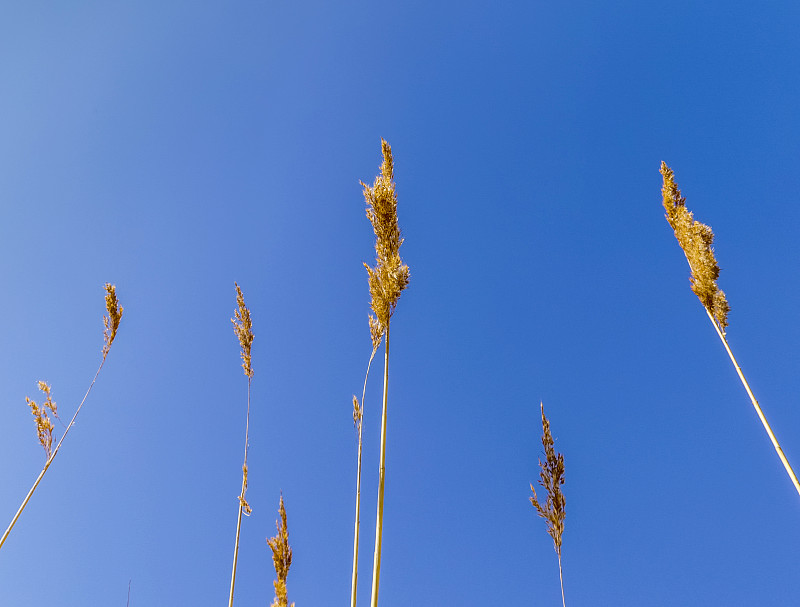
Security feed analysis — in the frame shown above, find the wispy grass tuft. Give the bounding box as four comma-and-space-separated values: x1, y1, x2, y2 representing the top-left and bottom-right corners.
26, 381, 60, 459
1, 283, 124, 552
661, 162, 800, 498
530, 402, 566, 607
228, 282, 255, 606
361, 138, 409, 607
267, 494, 294, 607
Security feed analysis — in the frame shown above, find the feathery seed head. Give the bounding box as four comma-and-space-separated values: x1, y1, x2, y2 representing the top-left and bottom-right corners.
267, 495, 294, 607
352, 395, 363, 430
660, 162, 730, 332
27, 382, 57, 459
530, 402, 566, 558
368, 314, 384, 352
239, 462, 252, 515
232, 283, 254, 378
102, 283, 123, 359
362, 139, 410, 332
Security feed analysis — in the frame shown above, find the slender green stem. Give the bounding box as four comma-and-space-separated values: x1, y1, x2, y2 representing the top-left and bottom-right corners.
228, 376, 252, 607
0, 357, 106, 552
370, 323, 390, 607
352, 349, 377, 607
704, 308, 800, 497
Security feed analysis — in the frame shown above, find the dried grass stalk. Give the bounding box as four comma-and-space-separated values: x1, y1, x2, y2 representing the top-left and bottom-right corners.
362, 139, 409, 607
267, 495, 294, 607
661, 162, 800, 498
351, 327, 382, 607
228, 283, 255, 606
1, 284, 123, 552
530, 402, 566, 607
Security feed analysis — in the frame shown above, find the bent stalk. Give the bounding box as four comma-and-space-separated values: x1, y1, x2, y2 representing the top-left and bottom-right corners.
0, 283, 122, 552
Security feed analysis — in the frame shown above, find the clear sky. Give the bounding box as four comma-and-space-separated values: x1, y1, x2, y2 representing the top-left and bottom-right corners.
2, 2, 800, 605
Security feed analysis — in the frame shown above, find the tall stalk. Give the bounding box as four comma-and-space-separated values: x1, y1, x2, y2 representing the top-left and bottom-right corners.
360, 139, 409, 606
228, 283, 254, 607
370, 325, 390, 606
661, 162, 800, 498
0, 284, 123, 552
351, 333, 380, 607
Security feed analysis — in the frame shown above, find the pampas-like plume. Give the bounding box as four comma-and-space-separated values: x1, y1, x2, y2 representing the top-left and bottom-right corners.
267, 495, 294, 607
530, 402, 566, 607
228, 283, 255, 607
660, 162, 730, 333
362, 139, 409, 607
1, 284, 123, 552
661, 162, 800, 498
362, 139, 410, 333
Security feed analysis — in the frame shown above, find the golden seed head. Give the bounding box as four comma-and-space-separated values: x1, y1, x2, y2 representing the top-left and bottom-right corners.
239, 462, 252, 516
27, 382, 57, 459
530, 402, 566, 558
352, 395, 363, 429
660, 162, 730, 333
362, 139, 410, 333
368, 314, 384, 353
267, 494, 294, 607
102, 283, 123, 359
232, 283, 254, 379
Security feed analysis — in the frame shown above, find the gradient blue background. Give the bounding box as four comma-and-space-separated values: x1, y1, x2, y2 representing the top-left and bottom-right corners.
2, 2, 800, 605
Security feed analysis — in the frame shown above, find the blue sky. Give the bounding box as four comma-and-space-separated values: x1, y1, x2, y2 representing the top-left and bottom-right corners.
2, 2, 800, 605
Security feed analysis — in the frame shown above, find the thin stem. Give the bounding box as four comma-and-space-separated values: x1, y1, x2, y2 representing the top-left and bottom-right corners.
558, 553, 565, 607
370, 323, 390, 607
0, 357, 106, 551
352, 348, 377, 607
228, 376, 252, 607
704, 308, 800, 497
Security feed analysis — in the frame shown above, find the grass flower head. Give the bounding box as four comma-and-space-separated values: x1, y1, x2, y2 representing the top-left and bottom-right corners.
530, 402, 566, 558
362, 139, 410, 335
660, 162, 730, 333
26, 381, 58, 459
232, 282, 254, 379
102, 283, 124, 358
267, 495, 294, 607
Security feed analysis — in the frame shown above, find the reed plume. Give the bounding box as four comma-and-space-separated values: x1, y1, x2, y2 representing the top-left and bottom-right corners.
1, 283, 123, 551
661, 162, 800, 497
267, 495, 294, 607
530, 402, 566, 607
361, 139, 409, 607
228, 282, 255, 607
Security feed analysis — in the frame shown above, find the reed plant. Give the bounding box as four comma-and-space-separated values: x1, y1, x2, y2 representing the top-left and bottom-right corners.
228, 282, 255, 606
359, 139, 410, 607
267, 494, 294, 607
530, 402, 566, 607
660, 162, 800, 497
0, 283, 123, 551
